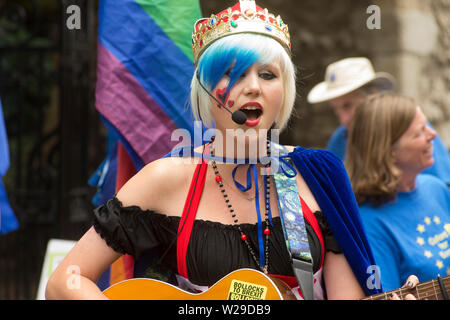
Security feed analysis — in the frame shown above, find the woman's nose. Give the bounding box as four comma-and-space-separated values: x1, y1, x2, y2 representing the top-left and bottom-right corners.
427, 126, 437, 140
243, 73, 261, 95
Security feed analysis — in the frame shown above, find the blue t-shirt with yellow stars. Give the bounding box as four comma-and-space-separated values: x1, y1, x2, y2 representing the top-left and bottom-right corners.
359, 174, 450, 291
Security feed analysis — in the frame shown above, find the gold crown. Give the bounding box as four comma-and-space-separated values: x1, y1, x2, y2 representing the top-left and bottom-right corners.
192, 0, 291, 65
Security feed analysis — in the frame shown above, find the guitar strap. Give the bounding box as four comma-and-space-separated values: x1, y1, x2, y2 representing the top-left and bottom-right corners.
273, 159, 314, 300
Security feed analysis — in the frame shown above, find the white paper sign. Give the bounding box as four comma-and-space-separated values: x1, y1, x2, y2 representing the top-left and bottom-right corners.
36, 239, 76, 300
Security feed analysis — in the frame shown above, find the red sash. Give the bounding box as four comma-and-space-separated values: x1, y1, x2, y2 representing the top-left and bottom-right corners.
176, 159, 325, 278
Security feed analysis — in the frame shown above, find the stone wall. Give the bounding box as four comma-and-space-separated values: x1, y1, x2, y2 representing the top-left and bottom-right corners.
355, 0, 450, 148
421, 0, 450, 148
199, 0, 450, 149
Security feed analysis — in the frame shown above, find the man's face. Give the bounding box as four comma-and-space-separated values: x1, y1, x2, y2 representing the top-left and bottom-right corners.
329, 91, 364, 130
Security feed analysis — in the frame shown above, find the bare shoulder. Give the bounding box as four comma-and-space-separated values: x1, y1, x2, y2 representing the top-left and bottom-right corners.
116, 156, 196, 214
283, 145, 296, 153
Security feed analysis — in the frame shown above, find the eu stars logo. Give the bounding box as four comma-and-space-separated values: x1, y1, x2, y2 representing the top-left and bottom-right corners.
416, 217, 449, 272
417, 224, 426, 233
444, 223, 450, 234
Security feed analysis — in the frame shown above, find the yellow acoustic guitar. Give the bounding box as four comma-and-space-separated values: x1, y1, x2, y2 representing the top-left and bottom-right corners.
103, 268, 296, 300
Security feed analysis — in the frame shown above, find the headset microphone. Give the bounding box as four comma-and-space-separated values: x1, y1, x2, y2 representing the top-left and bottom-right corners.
196, 71, 247, 125
230, 109, 247, 125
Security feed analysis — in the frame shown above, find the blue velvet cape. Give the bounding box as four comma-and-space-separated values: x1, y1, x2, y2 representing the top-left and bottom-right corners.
289, 146, 381, 296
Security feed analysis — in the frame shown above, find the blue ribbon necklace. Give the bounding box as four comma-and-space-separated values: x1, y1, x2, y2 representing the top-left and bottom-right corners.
210, 138, 274, 274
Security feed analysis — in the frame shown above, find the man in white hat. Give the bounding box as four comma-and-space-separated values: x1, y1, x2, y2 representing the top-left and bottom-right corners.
307, 57, 450, 185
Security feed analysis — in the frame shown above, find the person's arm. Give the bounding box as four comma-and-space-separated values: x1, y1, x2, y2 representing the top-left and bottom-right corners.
46, 157, 186, 299
323, 251, 365, 300
323, 251, 419, 300
45, 227, 122, 299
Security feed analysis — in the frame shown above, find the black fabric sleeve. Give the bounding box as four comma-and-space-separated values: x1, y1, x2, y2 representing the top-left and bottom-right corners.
314, 211, 342, 254
92, 197, 178, 259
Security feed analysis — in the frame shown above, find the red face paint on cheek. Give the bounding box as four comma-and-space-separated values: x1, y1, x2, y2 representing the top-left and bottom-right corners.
216, 87, 229, 106
227, 100, 234, 108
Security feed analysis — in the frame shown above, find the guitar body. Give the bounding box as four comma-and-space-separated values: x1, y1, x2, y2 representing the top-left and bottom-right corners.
103, 268, 296, 300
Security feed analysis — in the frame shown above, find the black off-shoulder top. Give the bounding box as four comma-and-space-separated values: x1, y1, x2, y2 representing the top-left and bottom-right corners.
93, 197, 341, 287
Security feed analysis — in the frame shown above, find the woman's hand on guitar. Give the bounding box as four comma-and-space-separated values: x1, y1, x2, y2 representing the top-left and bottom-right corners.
390, 275, 419, 300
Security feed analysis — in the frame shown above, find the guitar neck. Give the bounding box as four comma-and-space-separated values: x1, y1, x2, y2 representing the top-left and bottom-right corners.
363, 275, 450, 300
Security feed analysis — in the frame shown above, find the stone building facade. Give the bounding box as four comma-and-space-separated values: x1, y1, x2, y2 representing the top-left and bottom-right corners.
355, 0, 450, 149
200, 0, 450, 149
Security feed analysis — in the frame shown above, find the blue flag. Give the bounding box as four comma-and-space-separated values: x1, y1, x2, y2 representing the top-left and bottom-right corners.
0, 98, 19, 234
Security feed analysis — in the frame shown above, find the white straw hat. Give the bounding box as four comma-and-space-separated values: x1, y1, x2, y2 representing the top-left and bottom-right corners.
307, 57, 395, 104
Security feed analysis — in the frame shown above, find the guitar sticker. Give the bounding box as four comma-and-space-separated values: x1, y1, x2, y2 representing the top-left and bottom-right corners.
228, 280, 267, 300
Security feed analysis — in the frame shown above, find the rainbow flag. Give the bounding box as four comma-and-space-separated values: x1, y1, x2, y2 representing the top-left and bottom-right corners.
0, 98, 19, 235
93, 0, 201, 290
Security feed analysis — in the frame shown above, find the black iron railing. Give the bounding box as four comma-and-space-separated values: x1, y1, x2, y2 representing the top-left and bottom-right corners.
0, 0, 102, 299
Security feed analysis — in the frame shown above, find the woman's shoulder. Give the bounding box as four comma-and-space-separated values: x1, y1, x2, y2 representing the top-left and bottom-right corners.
284, 145, 353, 197
285, 145, 343, 168
416, 174, 450, 200
116, 156, 198, 212
286, 145, 339, 156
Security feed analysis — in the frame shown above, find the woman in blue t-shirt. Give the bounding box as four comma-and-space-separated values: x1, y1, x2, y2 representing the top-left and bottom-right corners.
345, 93, 450, 292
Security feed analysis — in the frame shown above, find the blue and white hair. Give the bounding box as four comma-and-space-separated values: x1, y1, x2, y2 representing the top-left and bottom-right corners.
190, 33, 296, 130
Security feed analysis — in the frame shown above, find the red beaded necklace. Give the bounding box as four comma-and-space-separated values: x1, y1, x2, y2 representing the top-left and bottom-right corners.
210, 139, 272, 274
